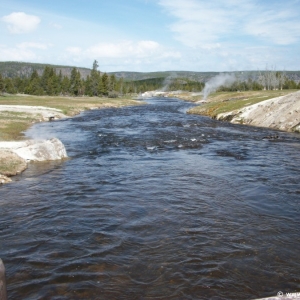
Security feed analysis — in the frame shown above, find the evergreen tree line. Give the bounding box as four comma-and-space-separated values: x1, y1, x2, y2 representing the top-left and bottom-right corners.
168, 78, 205, 92
0, 60, 165, 97
0, 65, 124, 97
0, 61, 299, 97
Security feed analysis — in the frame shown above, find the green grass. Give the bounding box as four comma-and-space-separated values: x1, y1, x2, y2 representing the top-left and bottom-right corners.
0, 94, 143, 116
0, 121, 31, 141
188, 90, 297, 117
0, 94, 143, 141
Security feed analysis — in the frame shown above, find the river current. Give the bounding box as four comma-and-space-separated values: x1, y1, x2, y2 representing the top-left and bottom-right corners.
1, 97, 300, 300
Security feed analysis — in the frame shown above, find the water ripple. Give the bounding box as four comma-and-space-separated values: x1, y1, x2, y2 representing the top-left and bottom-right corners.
1, 97, 300, 299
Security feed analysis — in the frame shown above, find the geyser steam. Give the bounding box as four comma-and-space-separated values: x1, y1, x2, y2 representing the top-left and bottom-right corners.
202, 73, 236, 100
160, 72, 178, 92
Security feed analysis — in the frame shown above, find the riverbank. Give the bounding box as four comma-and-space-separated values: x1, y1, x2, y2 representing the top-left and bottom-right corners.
0, 94, 143, 184
181, 89, 300, 132
215, 90, 300, 132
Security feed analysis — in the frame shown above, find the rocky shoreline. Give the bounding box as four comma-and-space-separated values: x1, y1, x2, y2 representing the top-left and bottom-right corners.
0, 99, 142, 184
0, 105, 70, 184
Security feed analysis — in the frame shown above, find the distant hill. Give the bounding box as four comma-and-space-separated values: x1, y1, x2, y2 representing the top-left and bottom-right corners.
111, 70, 300, 83
0, 62, 220, 81
1, 61, 300, 83
0, 61, 91, 79
110, 71, 220, 82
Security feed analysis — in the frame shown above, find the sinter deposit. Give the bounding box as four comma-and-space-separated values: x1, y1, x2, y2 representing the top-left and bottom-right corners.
0, 105, 68, 121
217, 90, 300, 132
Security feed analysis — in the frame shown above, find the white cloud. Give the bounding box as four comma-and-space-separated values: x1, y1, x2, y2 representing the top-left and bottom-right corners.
0, 45, 37, 61
66, 47, 82, 55
0, 42, 49, 63
245, 9, 300, 45
49, 22, 62, 29
1, 12, 41, 34
66, 40, 180, 60
18, 42, 48, 50
85, 40, 161, 58
158, 0, 300, 47
62, 40, 181, 71
158, 0, 238, 47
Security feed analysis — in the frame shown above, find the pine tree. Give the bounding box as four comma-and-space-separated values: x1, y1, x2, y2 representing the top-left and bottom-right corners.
93, 60, 99, 71
101, 73, 109, 96
56, 70, 63, 95
25, 77, 42, 95
109, 74, 116, 92
41, 66, 51, 92
13, 77, 27, 93
90, 60, 100, 96
26, 69, 42, 95
30, 70, 39, 81
0, 74, 4, 94
4, 78, 16, 94
46, 77, 55, 95
85, 75, 92, 96
61, 76, 70, 95
70, 68, 81, 96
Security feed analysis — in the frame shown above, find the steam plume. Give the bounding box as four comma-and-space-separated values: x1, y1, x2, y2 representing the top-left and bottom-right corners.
202, 73, 236, 100
160, 72, 177, 92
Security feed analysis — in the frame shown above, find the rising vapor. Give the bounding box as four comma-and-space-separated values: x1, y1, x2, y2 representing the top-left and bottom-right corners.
202, 73, 236, 99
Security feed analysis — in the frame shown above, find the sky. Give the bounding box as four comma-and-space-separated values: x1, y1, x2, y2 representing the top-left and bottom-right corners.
1, 0, 300, 72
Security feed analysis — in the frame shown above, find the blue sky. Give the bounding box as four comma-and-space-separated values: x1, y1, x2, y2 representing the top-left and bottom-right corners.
1, 0, 300, 72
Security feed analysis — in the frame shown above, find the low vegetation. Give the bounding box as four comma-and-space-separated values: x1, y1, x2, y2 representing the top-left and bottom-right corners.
187, 90, 297, 117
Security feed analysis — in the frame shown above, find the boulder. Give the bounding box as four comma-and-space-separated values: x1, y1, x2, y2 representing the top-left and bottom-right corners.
0, 138, 68, 162
0, 138, 68, 183
0, 150, 27, 176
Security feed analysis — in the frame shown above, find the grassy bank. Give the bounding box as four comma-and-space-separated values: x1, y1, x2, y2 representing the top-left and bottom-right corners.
0, 94, 143, 141
186, 90, 297, 117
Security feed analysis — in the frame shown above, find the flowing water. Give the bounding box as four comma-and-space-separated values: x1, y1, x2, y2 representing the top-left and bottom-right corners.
1, 97, 300, 300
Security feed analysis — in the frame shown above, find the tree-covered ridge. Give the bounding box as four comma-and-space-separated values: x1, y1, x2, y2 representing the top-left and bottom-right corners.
0, 61, 190, 96
0, 61, 91, 79
0, 61, 299, 96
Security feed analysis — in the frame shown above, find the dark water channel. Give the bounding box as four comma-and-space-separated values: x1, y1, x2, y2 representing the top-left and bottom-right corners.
1, 97, 300, 299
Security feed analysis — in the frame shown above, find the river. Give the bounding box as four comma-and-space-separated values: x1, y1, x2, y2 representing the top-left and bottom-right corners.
0, 97, 299, 299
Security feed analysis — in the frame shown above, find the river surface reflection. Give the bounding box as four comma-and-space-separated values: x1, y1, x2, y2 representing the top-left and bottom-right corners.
1, 97, 300, 299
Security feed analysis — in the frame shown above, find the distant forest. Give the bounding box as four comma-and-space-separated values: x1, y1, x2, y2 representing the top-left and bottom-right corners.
0, 60, 299, 97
